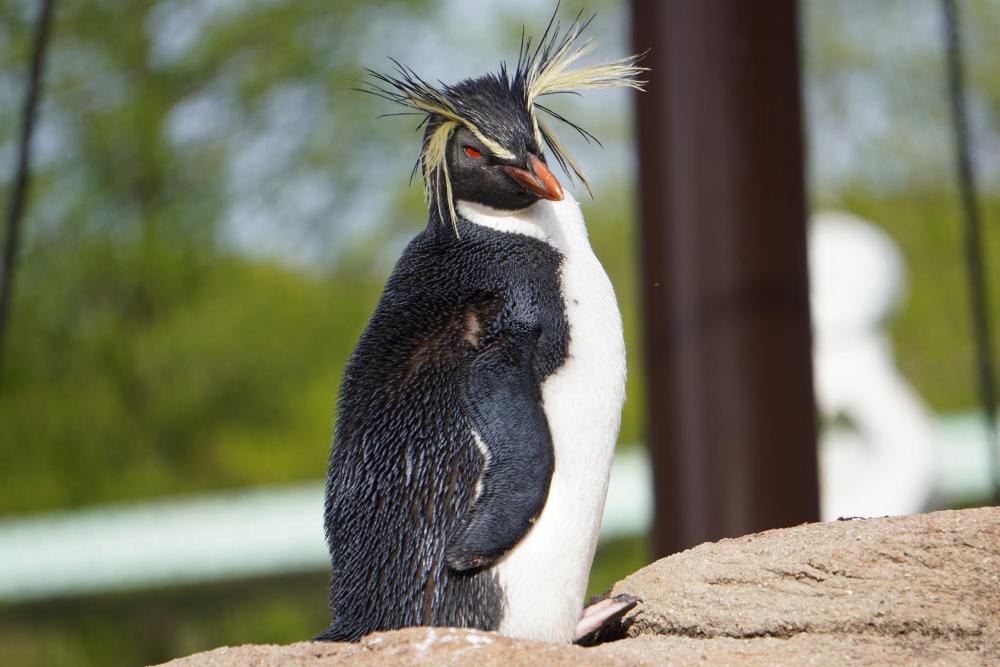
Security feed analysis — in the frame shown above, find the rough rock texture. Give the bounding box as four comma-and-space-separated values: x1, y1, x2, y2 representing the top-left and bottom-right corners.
608, 506, 1000, 665
160, 507, 1000, 666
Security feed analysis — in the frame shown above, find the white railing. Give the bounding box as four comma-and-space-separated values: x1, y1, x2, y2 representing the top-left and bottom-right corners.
0, 423, 993, 602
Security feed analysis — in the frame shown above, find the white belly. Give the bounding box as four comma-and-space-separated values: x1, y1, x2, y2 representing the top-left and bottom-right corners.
458, 195, 627, 642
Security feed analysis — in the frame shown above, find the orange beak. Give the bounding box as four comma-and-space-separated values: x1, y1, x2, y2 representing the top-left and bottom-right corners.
501, 154, 564, 202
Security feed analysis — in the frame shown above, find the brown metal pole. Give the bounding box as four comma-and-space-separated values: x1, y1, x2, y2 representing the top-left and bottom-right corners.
631, 0, 819, 557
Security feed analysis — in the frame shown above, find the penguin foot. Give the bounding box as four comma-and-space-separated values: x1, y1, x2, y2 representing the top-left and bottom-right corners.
572, 593, 641, 646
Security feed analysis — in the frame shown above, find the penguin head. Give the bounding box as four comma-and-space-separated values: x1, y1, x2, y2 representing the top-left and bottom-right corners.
446, 123, 562, 211
363, 9, 646, 234
440, 77, 563, 212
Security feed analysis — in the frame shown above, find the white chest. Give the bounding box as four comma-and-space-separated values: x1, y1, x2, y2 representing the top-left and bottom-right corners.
458, 196, 627, 642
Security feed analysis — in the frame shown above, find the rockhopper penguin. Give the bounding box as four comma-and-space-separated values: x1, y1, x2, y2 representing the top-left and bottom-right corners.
319, 11, 645, 644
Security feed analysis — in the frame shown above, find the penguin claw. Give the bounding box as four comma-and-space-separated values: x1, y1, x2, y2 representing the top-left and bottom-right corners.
573, 593, 642, 646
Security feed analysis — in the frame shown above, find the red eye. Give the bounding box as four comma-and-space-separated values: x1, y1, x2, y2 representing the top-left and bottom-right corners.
464, 146, 483, 159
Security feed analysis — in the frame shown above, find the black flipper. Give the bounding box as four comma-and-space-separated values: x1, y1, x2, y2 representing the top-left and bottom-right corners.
446, 321, 555, 571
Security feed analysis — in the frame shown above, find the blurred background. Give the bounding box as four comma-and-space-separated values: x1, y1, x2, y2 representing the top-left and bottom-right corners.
0, 0, 998, 665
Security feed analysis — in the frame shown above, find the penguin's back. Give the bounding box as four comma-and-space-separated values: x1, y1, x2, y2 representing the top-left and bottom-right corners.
322, 218, 568, 641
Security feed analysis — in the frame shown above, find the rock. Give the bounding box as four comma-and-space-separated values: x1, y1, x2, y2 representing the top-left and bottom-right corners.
160, 629, 619, 667
609, 506, 1000, 665
158, 507, 1000, 666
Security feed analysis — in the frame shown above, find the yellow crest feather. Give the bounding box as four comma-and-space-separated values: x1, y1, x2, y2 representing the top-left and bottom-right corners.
423, 120, 461, 237
518, 10, 647, 188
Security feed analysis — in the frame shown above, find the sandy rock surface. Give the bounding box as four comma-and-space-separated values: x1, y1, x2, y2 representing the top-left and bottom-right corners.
160, 507, 1000, 666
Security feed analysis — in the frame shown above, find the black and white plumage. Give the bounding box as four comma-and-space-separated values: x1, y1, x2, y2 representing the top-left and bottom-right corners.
319, 9, 644, 644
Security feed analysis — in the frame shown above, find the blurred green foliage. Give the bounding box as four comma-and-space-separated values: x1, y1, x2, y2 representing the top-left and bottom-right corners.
804, 0, 1000, 413
0, 573, 331, 666
1, 242, 381, 511
841, 192, 1000, 413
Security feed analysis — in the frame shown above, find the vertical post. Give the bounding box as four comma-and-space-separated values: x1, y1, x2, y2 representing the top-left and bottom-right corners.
631, 0, 819, 557
0, 0, 57, 383
941, 0, 1000, 504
